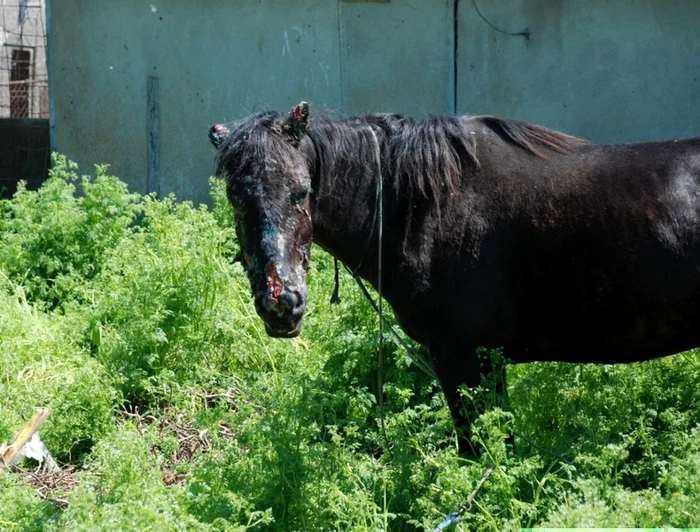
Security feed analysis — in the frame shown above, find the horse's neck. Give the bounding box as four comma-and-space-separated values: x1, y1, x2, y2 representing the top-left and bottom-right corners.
309, 124, 385, 278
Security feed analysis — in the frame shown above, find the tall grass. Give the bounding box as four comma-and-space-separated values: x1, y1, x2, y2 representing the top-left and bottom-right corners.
0, 155, 698, 530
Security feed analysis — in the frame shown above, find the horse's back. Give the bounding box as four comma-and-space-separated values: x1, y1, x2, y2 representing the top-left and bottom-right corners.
436, 132, 700, 364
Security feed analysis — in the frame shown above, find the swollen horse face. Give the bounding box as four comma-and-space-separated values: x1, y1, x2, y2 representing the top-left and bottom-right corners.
209, 103, 313, 337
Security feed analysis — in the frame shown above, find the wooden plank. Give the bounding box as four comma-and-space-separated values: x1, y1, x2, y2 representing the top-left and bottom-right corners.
0, 408, 51, 471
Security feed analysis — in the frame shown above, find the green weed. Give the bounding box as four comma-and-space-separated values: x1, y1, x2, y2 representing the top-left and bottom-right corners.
0, 157, 698, 530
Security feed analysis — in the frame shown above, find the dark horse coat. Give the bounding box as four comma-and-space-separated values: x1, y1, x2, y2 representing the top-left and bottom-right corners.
210, 103, 700, 454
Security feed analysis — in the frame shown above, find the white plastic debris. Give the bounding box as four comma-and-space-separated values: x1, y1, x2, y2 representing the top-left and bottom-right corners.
15, 433, 59, 472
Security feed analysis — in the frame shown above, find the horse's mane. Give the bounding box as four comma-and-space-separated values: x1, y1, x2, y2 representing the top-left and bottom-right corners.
308, 112, 583, 212
369, 114, 478, 204
215, 111, 292, 181
216, 110, 583, 219
476, 115, 583, 159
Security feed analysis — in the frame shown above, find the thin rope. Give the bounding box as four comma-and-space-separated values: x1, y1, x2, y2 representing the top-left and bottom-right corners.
328, 123, 435, 374
513, 430, 572, 465
350, 136, 382, 276
366, 126, 392, 459
348, 269, 436, 379
460, 462, 495, 513
431, 461, 495, 532
330, 122, 382, 304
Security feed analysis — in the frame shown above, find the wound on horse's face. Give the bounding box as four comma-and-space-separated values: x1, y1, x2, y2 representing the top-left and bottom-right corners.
211, 103, 314, 338
208, 123, 231, 149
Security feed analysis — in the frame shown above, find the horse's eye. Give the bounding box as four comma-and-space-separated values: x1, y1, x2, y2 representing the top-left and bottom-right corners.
291, 188, 308, 204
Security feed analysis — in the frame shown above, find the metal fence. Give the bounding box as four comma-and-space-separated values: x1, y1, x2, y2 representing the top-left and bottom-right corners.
0, 0, 48, 119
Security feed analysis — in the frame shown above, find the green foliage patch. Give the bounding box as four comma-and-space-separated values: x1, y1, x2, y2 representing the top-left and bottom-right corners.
0, 284, 116, 463
0, 156, 698, 530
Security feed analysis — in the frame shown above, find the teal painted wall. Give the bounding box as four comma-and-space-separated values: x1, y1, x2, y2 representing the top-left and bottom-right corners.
48, 0, 453, 203
48, 0, 699, 202
49, 1, 345, 203
457, 0, 700, 142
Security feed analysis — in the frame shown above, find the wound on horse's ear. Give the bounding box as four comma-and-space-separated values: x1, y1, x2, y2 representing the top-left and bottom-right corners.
209, 124, 231, 149
282, 101, 310, 143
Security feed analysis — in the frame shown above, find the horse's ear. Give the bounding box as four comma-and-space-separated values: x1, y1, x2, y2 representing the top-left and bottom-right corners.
282, 101, 310, 143
209, 124, 230, 149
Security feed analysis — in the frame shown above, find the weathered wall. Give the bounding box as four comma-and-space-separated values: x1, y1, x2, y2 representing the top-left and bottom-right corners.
339, 1, 454, 115
457, 0, 700, 143
48, 0, 700, 202
48, 1, 343, 204
47, 0, 453, 203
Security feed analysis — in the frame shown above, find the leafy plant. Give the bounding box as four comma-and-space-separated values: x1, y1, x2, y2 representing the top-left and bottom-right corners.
0, 282, 117, 462
0, 154, 139, 308
1, 157, 698, 530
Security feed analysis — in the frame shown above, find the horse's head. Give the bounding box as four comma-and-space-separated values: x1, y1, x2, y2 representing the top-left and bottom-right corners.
210, 102, 313, 337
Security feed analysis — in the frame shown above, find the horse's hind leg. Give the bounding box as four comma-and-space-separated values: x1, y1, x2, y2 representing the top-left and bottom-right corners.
431, 344, 510, 456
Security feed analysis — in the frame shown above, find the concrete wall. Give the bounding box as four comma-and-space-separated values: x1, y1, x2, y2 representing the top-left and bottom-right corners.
457, 0, 700, 143
48, 0, 454, 204
48, 0, 700, 203
340, 1, 453, 115
49, 1, 339, 204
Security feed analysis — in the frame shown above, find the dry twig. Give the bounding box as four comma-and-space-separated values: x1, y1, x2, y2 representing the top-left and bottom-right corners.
118, 406, 236, 485
17, 465, 78, 508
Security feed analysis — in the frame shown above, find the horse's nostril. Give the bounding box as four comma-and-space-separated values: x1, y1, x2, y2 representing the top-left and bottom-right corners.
255, 288, 305, 322
279, 290, 299, 311
256, 293, 282, 316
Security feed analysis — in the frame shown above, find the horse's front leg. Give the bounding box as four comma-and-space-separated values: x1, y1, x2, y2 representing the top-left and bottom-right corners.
431, 344, 509, 456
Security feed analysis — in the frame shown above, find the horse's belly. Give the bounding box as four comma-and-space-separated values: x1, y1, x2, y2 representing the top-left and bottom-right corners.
508, 233, 700, 363
513, 293, 700, 364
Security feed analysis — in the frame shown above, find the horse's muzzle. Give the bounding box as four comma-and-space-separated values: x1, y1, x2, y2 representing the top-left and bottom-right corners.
254, 287, 305, 337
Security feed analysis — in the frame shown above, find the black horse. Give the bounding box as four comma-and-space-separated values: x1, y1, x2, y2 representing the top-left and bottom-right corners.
209, 103, 700, 454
